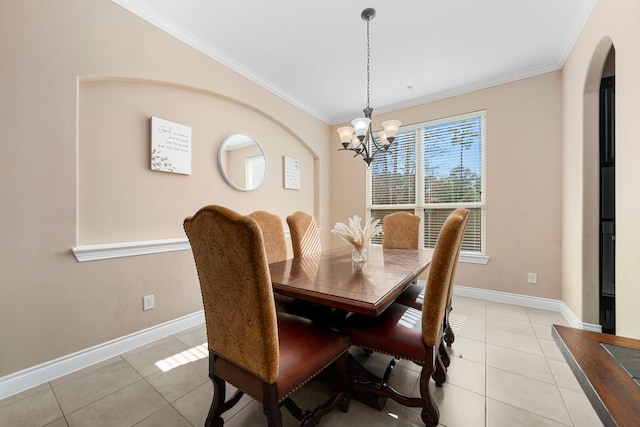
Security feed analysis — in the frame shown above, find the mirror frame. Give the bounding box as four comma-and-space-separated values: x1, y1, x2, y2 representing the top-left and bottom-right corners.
217, 134, 266, 191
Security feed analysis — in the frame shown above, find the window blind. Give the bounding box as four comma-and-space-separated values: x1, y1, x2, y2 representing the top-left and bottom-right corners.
367, 111, 486, 254
370, 131, 417, 206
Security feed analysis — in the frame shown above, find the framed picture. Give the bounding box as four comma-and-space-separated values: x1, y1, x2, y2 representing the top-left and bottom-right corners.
284, 156, 300, 189
150, 116, 192, 175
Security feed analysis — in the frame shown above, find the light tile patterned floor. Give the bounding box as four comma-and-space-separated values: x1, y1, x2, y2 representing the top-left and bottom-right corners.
0, 296, 604, 426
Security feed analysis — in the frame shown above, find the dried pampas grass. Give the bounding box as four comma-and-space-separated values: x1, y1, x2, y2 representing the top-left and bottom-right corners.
331, 215, 383, 251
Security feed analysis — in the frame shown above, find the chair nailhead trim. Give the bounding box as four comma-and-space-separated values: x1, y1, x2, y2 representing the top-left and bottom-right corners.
214, 349, 349, 404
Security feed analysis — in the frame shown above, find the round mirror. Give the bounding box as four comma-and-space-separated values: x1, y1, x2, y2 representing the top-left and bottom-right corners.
218, 134, 266, 191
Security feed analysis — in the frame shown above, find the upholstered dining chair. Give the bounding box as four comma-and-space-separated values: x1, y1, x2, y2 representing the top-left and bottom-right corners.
184, 205, 350, 427
379, 212, 422, 366
395, 209, 470, 350
382, 211, 421, 249
382, 211, 422, 326
339, 208, 469, 427
248, 210, 288, 263
286, 211, 321, 258
248, 210, 299, 314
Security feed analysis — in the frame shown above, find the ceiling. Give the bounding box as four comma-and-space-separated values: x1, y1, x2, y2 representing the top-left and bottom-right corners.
114, 0, 597, 125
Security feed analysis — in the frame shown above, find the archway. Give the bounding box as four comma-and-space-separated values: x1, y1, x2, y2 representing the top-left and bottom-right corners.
582, 38, 615, 328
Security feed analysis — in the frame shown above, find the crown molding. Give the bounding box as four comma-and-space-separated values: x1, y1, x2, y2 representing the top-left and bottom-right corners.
111, 0, 331, 124
113, 1, 597, 128
331, 61, 561, 125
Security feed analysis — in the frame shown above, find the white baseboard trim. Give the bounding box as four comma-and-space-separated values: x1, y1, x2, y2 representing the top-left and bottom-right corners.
0, 284, 604, 401
559, 302, 602, 332
452, 285, 602, 332
0, 311, 205, 401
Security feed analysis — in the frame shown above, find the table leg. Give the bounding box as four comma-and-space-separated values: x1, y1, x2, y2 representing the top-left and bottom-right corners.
348, 352, 394, 411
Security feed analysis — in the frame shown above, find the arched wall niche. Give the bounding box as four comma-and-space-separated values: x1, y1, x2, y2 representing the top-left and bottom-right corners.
78, 77, 318, 245
582, 37, 614, 324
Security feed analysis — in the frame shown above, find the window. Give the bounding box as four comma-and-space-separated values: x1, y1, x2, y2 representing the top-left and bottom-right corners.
367, 111, 486, 257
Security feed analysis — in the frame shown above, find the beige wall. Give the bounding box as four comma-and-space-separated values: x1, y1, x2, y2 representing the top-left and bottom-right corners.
0, 0, 332, 376
561, 0, 640, 338
78, 80, 315, 244
3, 0, 640, 380
331, 72, 564, 300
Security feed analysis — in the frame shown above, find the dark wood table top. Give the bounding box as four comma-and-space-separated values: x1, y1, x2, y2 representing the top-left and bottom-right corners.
552, 324, 640, 427
269, 245, 432, 317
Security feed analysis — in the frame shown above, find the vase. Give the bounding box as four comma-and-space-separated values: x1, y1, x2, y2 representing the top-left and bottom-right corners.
352, 246, 367, 263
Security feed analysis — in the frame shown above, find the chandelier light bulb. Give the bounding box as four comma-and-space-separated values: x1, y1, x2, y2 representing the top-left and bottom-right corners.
378, 131, 389, 145
337, 126, 355, 148
351, 117, 371, 141
351, 134, 362, 152
381, 120, 401, 142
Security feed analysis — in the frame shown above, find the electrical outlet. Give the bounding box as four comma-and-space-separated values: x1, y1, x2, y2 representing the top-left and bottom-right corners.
143, 295, 154, 311
527, 273, 538, 284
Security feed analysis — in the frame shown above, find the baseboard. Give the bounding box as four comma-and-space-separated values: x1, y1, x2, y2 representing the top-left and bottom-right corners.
451, 284, 602, 332
558, 302, 602, 332
0, 284, 604, 401
0, 311, 205, 401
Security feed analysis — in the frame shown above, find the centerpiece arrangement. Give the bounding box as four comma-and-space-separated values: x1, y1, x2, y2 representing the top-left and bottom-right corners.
331, 215, 383, 262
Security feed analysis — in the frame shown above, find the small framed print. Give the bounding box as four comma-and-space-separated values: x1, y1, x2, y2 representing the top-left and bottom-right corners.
150, 116, 192, 175
284, 156, 300, 190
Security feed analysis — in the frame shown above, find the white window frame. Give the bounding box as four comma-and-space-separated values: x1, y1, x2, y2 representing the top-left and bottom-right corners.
366, 110, 489, 264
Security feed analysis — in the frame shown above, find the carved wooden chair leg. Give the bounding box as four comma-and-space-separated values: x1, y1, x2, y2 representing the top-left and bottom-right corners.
205, 374, 226, 427
432, 348, 447, 387
282, 398, 309, 421
439, 340, 450, 368
443, 304, 455, 346
263, 383, 283, 427
419, 360, 440, 427
336, 353, 351, 413
382, 357, 400, 385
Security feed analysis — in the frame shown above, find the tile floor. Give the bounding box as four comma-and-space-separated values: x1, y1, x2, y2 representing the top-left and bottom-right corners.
0, 295, 604, 426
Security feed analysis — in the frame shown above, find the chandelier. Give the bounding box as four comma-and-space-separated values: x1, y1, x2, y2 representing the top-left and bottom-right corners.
337, 8, 401, 167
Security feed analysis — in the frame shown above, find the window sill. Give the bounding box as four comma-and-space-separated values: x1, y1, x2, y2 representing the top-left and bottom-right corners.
460, 252, 490, 264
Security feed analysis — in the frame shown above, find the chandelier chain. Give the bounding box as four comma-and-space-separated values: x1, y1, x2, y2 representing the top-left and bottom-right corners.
366, 16, 371, 110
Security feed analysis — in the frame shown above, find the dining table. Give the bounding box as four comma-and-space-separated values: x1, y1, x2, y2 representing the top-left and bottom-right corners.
268, 244, 433, 410
269, 245, 433, 317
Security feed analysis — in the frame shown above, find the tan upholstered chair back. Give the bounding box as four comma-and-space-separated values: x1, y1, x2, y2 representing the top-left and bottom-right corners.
248, 210, 288, 264
421, 208, 470, 346
184, 205, 279, 383
286, 211, 321, 258
444, 209, 470, 316
382, 212, 421, 249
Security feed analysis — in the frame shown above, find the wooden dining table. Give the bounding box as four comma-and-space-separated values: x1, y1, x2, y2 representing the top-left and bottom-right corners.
269, 244, 433, 410
269, 245, 433, 317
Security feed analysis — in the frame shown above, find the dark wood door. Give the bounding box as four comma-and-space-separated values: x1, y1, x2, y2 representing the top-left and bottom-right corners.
599, 75, 615, 334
